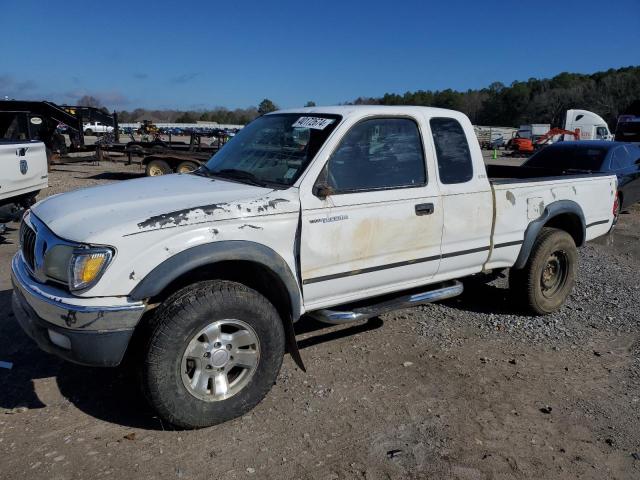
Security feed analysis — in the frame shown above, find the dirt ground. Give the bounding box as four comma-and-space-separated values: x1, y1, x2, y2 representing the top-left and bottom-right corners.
1, 160, 639, 480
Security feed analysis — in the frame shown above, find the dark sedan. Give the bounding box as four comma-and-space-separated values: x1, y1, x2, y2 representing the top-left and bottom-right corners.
524, 141, 640, 215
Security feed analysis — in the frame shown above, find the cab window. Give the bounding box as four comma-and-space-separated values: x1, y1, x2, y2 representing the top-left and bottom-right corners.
430, 117, 473, 184
322, 118, 426, 193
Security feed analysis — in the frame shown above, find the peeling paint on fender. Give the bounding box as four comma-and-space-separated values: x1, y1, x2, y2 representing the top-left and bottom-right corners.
137, 203, 231, 229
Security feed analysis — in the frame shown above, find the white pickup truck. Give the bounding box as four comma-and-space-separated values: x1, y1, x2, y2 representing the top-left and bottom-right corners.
0, 140, 48, 224
11, 106, 617, 428
83, 121, 114, 136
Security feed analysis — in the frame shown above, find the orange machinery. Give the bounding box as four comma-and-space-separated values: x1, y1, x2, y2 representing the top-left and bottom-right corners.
509, 128, 580, 155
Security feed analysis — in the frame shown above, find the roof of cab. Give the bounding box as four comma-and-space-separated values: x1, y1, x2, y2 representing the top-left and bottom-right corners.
270, 105, 465, 120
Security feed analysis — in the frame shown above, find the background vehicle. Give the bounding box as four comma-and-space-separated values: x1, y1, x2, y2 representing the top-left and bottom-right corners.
0, 140, 47, 223
489, 135, 506, 149
137, 119, 159, 136
615, 114, 640, 143
507, 128, 579, 155
142, 151, 210, 175
12, 106, 616, 429
522, 141, 640, 218
517, 124, 550, 140
0, 100, 119, 151
507, 124, 549, 154
474, 126, 516, 149
83, 121, 114, 136
507, 110, 613, 155
563, 109, 613, 141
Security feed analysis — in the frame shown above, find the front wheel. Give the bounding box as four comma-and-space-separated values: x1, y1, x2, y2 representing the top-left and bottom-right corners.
509, 227, 577, 315
142, 280, 285, 429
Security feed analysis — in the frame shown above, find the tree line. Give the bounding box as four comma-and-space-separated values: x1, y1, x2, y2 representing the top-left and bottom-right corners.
108, 66, 638, 127
350, 66, 640, 128
115, 99, 297, 125
116, 106, 260, 125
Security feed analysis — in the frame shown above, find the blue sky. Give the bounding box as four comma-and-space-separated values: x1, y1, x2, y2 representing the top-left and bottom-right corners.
1, 0, 638, 111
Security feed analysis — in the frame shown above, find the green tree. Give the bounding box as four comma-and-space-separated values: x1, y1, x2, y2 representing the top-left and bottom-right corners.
258, 98, 278, 115
77, 95, 103, 108
304, 101, 316, 107
175, 112, 196, 123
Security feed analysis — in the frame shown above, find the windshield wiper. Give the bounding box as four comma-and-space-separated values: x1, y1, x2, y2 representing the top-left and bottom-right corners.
192, 163, 214, 177
210, 168, 268, 187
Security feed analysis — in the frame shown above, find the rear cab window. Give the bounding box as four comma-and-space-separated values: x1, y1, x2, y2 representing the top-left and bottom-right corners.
430, 117, 473, 184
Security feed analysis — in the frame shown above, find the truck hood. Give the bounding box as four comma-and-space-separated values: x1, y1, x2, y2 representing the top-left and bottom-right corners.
32, 173, 277, 242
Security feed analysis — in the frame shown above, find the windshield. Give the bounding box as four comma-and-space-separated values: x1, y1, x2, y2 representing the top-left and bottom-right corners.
202, 113, 341, 187
524, 145, 608, 171
615, 122, 640, 142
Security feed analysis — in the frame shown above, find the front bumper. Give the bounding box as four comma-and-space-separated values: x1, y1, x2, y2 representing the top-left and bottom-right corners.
11, 254, 146, 367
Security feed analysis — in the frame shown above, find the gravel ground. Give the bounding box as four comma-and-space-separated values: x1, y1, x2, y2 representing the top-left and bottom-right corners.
0, 159, 638, 479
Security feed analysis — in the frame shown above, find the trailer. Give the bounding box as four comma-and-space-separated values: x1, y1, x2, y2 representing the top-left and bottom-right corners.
474, 125, 517, 149
0, 100, 228, 171
0, 100, 119, 155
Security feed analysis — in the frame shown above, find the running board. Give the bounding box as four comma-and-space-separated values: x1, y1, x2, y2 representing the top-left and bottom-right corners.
309, 280, 463, 325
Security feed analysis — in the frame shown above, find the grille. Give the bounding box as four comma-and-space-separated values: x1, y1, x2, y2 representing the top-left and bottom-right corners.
20, 222, 36, 270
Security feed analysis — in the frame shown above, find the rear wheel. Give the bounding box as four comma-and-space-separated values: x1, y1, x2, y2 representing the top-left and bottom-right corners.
84, 128, 93, 136
509, 227, 577, 315
142, 280, 285, 429
176, 161, 199, 174
145, 159, 171, 176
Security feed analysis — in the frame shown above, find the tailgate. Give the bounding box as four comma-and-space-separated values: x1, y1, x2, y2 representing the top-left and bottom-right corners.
0, 142, 48, 201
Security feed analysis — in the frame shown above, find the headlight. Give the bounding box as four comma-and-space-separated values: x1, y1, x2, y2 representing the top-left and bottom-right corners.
69, 248, 113, 291
43, 245, 75, 282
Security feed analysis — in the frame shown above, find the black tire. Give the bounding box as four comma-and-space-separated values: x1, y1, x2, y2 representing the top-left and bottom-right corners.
142, 280, 285, 429
176, 161, 198, 174
84, 128, 93, 136
145, 159, 171, 176
509, 227, 577, 315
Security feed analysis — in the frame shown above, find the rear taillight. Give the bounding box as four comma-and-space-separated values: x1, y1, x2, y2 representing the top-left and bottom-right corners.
613, 191, 619, 216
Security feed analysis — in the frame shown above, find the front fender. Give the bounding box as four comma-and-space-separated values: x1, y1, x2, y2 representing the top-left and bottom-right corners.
129, 240, 306, 371
129, 240, 302, 319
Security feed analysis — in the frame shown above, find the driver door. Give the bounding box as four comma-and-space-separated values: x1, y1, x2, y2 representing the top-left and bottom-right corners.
299, 117, 443, 309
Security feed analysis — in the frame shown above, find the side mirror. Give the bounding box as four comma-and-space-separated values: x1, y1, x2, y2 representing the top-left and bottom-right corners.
312, 183, 334, 199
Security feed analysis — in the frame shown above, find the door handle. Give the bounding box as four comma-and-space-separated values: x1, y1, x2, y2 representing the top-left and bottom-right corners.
415, 203, 434, 216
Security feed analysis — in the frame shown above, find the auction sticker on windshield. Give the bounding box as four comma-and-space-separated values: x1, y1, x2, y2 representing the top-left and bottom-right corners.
292, 117, 335, 130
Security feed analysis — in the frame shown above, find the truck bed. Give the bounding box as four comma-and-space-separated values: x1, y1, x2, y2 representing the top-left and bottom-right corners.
483, 166, 617, 272
486, 164, 609, 184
